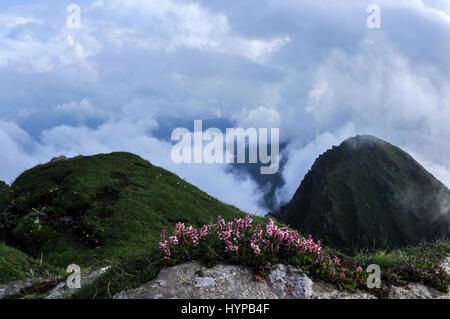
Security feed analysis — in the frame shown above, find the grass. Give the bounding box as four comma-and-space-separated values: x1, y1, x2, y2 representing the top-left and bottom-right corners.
0, 152, 258, 268
0, 242, 62, 284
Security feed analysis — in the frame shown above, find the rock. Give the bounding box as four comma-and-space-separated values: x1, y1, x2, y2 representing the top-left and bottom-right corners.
114, 262, 314, 299
441, 256, 450, 276
388, 283, 448, 299
311, 280, 377, 299
44, 266, 110, 299
266, 264, 313, 299
0, 276, 62, 299
113, 260, 450, 299
50, 155, 68, 163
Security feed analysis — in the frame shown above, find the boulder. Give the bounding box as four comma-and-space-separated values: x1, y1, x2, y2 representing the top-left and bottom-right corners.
114, 262, 313, 299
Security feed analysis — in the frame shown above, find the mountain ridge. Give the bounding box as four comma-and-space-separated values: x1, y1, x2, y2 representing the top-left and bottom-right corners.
279, 135, 450, 252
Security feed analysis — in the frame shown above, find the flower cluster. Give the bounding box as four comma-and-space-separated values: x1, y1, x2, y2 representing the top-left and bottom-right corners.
159, 230, 171, 258
159, 215, 374, 288
160, 222, 211, 258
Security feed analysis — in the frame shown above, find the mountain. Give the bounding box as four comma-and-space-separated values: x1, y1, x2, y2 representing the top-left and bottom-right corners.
0, 152, 250, 267
279, 135, 450, 252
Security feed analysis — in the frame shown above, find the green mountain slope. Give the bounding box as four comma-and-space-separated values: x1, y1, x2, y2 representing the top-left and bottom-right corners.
0, 242, 60, 284
0, 152, 250, 267
279, 135, 450, 252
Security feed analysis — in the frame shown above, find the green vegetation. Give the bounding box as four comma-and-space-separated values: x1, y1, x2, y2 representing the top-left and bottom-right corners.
280, 135, 450, 252
0, 149, 448, 299
0, 242, 61, 284
70, 216, 449, 299
0, 152, 251, 268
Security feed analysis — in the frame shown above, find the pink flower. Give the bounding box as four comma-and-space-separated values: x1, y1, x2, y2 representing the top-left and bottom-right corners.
200, 225, 210, 239
435, 269, 440, 275
169, 236, 178, 246
251, 239, 261, 256
176, 222, 185, 237
255, 275, 265, 283
357, 267, 363, 273
159, 230, 171, 258
266, 219, 278, 237
334, 257, 341, 267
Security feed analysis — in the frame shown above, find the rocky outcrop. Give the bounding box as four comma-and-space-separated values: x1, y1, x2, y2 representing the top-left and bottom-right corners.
114, 262, 314, 299
0, 276, 62, 299
114, 260, 450, 299
0, 266, 110, 299
45, 266, 110, 299
387, 283, 449, 299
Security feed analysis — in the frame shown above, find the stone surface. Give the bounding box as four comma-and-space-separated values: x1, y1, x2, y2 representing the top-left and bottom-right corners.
442, 256, 450, 276
44, 266, 110, 299
312, 280, 377, 299
114, 262, 313, 299
114, 259, 450, 299
0, 276, 62, 299
388, 283, 449, 299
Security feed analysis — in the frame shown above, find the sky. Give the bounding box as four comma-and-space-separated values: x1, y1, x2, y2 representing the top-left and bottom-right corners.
0, 0, 449, 215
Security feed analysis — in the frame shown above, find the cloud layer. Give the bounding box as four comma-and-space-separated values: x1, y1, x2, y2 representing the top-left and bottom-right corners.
1, 0, 449, 214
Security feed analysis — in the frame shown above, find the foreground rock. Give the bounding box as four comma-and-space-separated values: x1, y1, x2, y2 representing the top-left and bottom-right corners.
0, 276, 62, 299
114, 261, 450, 299
114, 262, 314, 299
0, 266, 110, 299
45, 266, 110, 299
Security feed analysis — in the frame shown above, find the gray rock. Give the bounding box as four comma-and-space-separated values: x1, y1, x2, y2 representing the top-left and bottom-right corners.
388, 282, 448, 299
113, 258, 450, 299
114, 262, 313, 299
50, 155, 68, 163
0, 276, 62, 299
44, 266, 110, 299
267, 264, 313, 299
441, 256, 450, 276
114, 261, 276, 299
311, 280, 377, 299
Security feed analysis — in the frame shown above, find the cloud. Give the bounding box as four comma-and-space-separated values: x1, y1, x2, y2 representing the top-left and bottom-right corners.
0, 0, 449, 214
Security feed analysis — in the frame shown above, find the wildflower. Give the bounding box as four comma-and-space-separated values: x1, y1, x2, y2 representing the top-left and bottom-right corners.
341, 269, 346, 279
266, 219, 278, 237
318, 252, 325, 263
331, 268, 336, 278
255, 275, 265, 283
357, 267, 363, 273
200, 225, 210, 239
159, 230, 171, 258
225, 240, 238, 253
251, 239, 261, 256
435, 269, 440, 275
334, 257, 341, 267
176, 222, 185, 237
169, 236, 179, 246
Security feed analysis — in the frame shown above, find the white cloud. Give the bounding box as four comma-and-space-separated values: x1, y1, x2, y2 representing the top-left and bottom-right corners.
1, 0, 450, 214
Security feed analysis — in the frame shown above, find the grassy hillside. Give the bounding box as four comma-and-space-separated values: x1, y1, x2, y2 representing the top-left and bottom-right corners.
0, 242, 61, 284
280, 135, 450, 252
0, 152, 253, 267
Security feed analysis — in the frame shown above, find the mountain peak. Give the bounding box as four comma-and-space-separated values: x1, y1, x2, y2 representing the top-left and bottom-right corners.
280, 135, 450, 252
